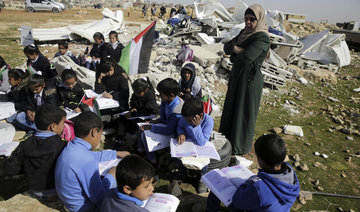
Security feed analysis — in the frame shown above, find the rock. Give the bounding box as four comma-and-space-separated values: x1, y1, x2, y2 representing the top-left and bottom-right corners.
337, 207, 344, 212
305, 143, 311, 146
0, 194, 63, 211
340, 172, 347, 178
327, 129, 334, 132
343, 149, 350, 153
283, 125, 304, 137
299, 191, 313, 201
346, 136, 354, 141
299, 198, 307, 205
206, 74, 215, 84
284, 155, 290, 162
313, 179, 320, 186
345, 156, 352, 162
335, 126, 344, 131
298, 77, 308, 85
328, 97, 340, 102
204, 67, 216, 75
190, 45, 220, 68
300, 164, 309, 171
293, 154, 301, 161
294, 161, 301, 167
315, 186, 324, 191
314, 152, 320, 156
271, 127, 283, 134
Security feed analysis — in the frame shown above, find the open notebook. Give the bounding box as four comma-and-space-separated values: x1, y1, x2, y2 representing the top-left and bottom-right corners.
201, 165, 255, 206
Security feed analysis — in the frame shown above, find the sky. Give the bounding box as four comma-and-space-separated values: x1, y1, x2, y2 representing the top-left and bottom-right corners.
154, 0, 360, 24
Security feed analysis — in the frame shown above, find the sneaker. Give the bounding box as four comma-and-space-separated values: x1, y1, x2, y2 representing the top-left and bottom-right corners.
168, 179, 182, 197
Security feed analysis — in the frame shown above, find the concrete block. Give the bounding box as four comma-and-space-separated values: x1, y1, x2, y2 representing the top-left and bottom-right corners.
283, 125, 304, 137
190, 45, 220, 68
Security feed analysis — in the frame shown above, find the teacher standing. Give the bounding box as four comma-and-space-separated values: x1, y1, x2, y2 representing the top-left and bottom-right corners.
219, 4, 270, 155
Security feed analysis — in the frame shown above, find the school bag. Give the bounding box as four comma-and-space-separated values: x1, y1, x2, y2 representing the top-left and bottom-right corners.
61, 120, 75, 141
176, 45, 193, 64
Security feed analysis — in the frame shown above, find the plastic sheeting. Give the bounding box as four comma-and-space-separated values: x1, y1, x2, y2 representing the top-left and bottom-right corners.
29, 8, 124, 42
194, 0, 247, 28
299, 30, 351, 67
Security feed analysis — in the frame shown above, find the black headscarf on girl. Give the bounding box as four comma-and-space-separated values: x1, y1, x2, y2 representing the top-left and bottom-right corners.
180, 63, 196, 93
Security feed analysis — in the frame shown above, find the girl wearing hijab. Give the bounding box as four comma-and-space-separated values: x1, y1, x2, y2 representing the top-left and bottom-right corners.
178, 63, 202, 101
219, 4, 270, 155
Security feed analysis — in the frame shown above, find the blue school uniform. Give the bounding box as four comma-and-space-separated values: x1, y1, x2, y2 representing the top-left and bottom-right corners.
206, 163, 300, 212
176, 113, 214, 146
55, 137, 117, 212
151, 96, 183, 135
100, 188, 149, 212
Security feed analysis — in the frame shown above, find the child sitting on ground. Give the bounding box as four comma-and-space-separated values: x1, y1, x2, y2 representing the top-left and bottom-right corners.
138, 78, 183, 164
114, 77, 159, 146
95, 58, 129, 111
86, 32, 107, 70
4, 106, 67, 199
0, 68, 30, 112
179, 63, 202, 101
206, 134, 300, 212
0, 56, 11, 93
55, 111, 130, 212
100, 155, 155, 212
171, 98, 214, 194
57, 69, 84, 113
14, 74, 58, 131
54, 40, 79, 65
24, 44, 57, 80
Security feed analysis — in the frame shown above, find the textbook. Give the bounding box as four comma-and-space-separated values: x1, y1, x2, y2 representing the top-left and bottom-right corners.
0, 141, 19, 157
144, 127, 173, 152
84, 89, 120, 110
141, 193, 180, 212
201, 165, 255, 206
98, 158, 121, 176
63, 107, 80, 120
169, 138, 220, 160
0, 102, 16, 120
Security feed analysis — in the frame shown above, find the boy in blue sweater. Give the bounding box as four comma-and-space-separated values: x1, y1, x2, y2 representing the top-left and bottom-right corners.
55, 112, 130, 212
177, 98, 213, 146
138, 78, 183, 164
206, 134, 300, 212
100, 155, 155, 212
172, 98, 214, 194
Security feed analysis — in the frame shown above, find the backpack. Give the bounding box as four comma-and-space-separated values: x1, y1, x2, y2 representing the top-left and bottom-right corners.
176, 45, 193, 64
61, 120, 75, 141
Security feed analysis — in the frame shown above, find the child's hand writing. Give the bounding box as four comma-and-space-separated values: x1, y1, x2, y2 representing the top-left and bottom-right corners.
74, 107, 81, 113
102, 92, 113, 99
177, 134, 186, 145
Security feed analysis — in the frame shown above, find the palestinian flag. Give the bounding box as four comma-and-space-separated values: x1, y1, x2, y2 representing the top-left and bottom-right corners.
81, 96, 101, 117
119, 21, 156, 75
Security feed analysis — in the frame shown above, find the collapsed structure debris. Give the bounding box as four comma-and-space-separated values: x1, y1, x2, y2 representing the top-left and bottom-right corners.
18, 0, 353, 116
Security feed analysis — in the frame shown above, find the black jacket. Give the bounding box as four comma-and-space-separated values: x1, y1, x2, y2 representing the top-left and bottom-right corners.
23, 78, 59, 112
90, 42, 107, 60
100, 189, 149, 212
130, 89, 159, 117
104, 42, 124, 63
0, 77, 29, 111
57, 82, 84, 110
27, 53, 57, 80
4, 135, 67, 191
95, 64, 129, 111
